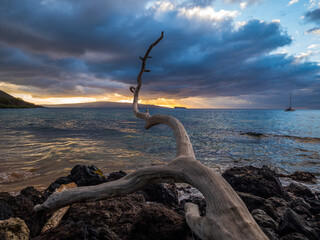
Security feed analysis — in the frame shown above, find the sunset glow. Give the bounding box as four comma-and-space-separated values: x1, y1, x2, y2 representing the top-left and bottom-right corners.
0, 0, 319, 108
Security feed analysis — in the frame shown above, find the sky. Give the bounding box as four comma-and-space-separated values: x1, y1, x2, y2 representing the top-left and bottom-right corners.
0, 0, 319, 109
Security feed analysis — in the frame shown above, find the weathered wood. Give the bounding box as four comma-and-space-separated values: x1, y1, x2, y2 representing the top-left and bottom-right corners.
41, 182, 77, 233
34, 32, 268, 240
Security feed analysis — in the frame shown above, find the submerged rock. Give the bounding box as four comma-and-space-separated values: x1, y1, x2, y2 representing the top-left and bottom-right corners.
0, 217, 30, 240
285, 183, 315, 199
287, 172, 317, 184
240, 132, 265, 137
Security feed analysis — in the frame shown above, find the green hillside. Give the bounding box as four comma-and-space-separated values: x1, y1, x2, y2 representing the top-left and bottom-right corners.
0, 90, 43, 108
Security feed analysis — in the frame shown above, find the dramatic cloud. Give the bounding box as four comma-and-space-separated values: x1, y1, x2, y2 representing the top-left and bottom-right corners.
0, 0, 319, 108
305, 8, 320, 24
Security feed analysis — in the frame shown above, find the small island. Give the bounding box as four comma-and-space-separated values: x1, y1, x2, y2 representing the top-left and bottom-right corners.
174, 106, 187, 109
0, 90, 43, 109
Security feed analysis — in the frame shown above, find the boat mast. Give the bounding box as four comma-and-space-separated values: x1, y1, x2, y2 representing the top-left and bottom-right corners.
290, 91, 292, 108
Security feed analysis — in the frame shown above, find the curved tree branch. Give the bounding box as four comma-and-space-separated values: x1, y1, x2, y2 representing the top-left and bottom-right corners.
34, 32, 268, 240
131, 32, 195, 158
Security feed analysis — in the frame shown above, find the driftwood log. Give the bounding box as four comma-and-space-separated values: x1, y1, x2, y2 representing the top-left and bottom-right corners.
34, 32, 268, 240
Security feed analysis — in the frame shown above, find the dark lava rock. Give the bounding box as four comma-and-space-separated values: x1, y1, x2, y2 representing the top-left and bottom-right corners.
292, 205, 312, 219
176, 196, 206, 217
289, 198, 311, 210
56, 193, 191, 240
63, 194, 145, 239
34, 221, 99, 240
106, 170, 127, 182
280, 232, 310, 240
285, 183, 315, 199
137, 183, 179, 207
252, 209, 278, 231
222, 165, 287, 199
237, 192, 266, 211
307, 199, 320, 215
288, 172, 317, 184
279, 208, 319, 240
46, 165, 107, 194
261, 227, 279, 240
128, 203, 190, 240
20, 187, 46, 205
0, 200, 13, 220
0, 192, 48, 237
240, 132, 265, 137
45, 176, 73, 195
70, 165, 106, 186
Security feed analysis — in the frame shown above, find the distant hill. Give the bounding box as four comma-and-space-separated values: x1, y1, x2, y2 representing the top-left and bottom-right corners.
44, 101, 169, 109
0, 90, 42, 108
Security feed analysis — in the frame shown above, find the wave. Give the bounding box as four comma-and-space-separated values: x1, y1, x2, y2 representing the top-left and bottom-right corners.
0, 170, 39, 184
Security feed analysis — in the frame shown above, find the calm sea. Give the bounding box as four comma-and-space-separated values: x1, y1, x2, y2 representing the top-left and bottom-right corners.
0, 108, 319, 193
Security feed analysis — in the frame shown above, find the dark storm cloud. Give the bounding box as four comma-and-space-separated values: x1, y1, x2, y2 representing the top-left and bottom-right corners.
0, 0, 319, 108
305, 8, 320, 24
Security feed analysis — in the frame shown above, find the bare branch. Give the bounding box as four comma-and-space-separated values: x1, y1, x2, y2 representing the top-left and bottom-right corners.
130, 31, 195, 158
34, 32, 268, 240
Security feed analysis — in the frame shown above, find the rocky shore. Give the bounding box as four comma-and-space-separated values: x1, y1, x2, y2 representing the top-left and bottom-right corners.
0, 165, 319, 240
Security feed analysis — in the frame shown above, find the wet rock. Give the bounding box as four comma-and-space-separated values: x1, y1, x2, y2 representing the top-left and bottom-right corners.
288, 172, 317, 184
0, 201, 13, 220
289, 198, 311, 210
222, 166, 287, 199
106, 170, 127, 182
0, 217, 29, 240
285, 183, 315, 199
20, 187, 46, 205
292, 205, 312, 219
46, 165, 106, 194
70, 165, 106, 186
252, 209, 278, 231
33, 221, 99, 240
307, 199, 320, 215
279, 208, 319, 240
237, 192, 266, 211
240, 132, 265, 137
261, 227, 279, 240
280, 232, 309, 240
137, 183, 179, 207
128, 203, 191, 240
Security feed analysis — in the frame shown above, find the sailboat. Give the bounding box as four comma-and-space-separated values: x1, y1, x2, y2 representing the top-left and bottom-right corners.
285, 92, 295, 112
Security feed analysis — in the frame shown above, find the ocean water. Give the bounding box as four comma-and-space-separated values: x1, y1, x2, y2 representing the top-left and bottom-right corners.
0, 108, 319, 193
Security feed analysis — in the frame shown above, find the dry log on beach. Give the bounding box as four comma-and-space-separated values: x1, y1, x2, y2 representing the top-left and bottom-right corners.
34, 32, 267, 240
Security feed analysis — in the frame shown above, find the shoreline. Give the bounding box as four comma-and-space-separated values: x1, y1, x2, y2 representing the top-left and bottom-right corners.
1, 164, 319, 239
